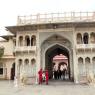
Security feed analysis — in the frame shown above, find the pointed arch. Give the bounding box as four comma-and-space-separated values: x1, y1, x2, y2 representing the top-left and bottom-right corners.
85, 57, 90, 75
18, 59, 23, 76
31, 58, 36, 76
25, 35, 30, 46
45, 44, 70, 79
18, 59, 23, 66
19, 36, 23, 46
31, 58, 36, 65
24, 59, 29, 76
78, 57, 84, 76
83, 33, 89, 44
90, 32, 95, 44
77, 33, 82, 44
31, 35, 36, 46
24, 59, 29, 66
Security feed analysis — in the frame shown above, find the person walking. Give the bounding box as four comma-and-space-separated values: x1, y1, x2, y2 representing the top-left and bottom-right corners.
53, 64, 58, 79
60, 65, 64, 79
63, 64, 67, 80
45, 70, 49, 85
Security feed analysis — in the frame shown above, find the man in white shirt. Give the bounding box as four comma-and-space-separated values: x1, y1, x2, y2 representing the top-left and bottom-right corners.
60, 64, 67, 80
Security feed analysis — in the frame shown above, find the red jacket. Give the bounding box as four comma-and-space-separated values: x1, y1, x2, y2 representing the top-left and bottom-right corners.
38, 70, 42, 80
45, 71, 49, 81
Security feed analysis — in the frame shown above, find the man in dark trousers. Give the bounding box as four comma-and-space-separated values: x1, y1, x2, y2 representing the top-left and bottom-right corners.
45, 70, 49, 85
38, 68, 43, 84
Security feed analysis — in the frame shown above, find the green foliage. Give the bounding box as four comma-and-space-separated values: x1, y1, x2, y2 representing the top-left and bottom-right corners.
0, 47, 4, 58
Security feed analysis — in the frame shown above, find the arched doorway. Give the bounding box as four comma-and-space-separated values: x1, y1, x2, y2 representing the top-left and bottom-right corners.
11, 63, 15, 80
41, 34, 73, 81
45, 44, 70, 80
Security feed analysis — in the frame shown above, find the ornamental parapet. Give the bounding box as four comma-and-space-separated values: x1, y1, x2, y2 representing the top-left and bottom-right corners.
17, 12, 95, 25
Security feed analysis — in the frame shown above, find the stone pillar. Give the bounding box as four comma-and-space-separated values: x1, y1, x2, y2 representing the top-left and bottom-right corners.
35, 32, 40, 84
7, 63, 12, 80
23, 36, 25, 46
73, 48, 79, 83
90, 57, 93, 75
82, 33, 83, 44
29, 59, 31, 76
23, 59, 25, 74
83, 57, 86, 76
30, 36, 31, 46
13, 59, 19, 87
73, 29, 79, 83
88, 33, 90, 44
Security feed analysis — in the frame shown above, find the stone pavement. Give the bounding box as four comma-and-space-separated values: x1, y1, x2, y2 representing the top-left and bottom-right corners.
0, 80, 95, 95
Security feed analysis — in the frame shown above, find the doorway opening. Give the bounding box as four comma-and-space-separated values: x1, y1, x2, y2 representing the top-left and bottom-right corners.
45, 44, 71, 81
11, 63, 15, 80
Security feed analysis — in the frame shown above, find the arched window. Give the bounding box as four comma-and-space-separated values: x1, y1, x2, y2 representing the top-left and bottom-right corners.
90, 32, 95, 44
31, 35, 36, 46
19, 36, 23, 46
25, 36, 30, 46
78, 57, 84, 76
83, 33, 89, 44
18, 59, 23, 76
77, 33, 82, 44
31, 59, 36, 76
24, 59, 29, 76
85, 57, 90, 75
92, 57, 95, 75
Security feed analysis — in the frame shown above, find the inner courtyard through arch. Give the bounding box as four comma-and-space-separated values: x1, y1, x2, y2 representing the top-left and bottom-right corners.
45, 44, 71, 81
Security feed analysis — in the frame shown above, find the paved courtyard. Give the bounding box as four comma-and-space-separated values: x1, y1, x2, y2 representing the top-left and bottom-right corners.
0, 80, 95, 95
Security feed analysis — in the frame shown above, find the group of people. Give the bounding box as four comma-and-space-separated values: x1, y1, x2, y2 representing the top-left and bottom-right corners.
53, 64, 67, 80
38, 64, 67, 85
38, 69, 49, 85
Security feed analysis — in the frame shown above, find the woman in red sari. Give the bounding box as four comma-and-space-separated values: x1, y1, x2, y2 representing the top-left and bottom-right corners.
38, 69, 43, 84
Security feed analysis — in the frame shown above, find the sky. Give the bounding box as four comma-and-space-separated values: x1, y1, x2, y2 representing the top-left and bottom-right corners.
0, 0, 95, 35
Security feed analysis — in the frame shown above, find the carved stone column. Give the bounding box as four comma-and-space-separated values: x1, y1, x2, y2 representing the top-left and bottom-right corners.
73, 30, 79, 83
35, 32, 40, 84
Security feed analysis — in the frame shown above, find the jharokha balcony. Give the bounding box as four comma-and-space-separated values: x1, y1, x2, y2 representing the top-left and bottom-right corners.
17, 12, 95, 25
14, 46, 36, 52
76, 44, 95, 49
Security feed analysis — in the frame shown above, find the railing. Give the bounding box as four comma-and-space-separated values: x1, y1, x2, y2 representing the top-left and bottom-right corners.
76, 44, 95, 49
17, 12, 95, 25
14, 46, 36, 52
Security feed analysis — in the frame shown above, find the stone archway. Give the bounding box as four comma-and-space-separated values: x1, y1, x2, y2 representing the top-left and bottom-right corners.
45, 44, 71, 79
41, 34, 73, 80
